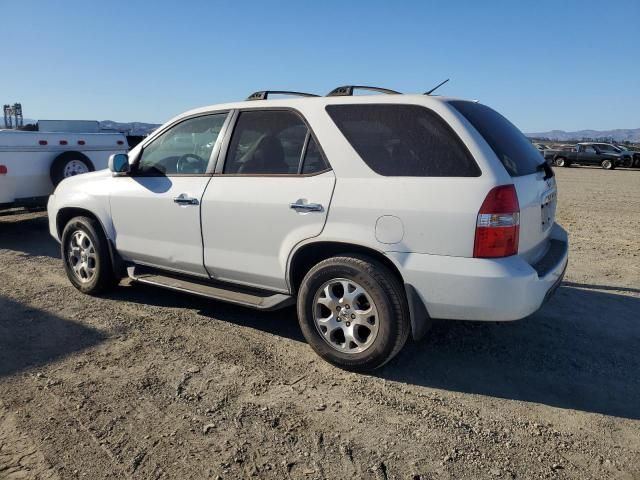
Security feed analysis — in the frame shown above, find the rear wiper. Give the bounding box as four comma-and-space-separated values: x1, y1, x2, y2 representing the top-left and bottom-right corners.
537, 161, 554, 180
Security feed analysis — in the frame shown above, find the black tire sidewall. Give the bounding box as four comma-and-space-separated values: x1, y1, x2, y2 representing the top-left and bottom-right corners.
50, 152, 94, 186
61, 217, 113, 294
297, 257, 407, 371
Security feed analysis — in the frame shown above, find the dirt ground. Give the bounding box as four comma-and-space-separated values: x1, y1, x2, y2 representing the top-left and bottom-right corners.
1, 166, 638, 480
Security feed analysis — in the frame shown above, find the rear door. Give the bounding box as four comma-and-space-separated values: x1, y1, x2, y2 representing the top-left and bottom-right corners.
450, 101, 557, 263
201, 109, 335, 292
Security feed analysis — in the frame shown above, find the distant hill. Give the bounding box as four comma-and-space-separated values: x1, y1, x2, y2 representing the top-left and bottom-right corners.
99, 120, 160, 136
526, 128, 640, 143
4, 117, 639, 142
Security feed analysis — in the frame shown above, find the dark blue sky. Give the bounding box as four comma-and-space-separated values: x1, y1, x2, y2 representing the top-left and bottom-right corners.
3, 0, 638, 131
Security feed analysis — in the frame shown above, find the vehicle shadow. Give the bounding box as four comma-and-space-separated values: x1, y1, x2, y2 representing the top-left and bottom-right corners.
0, 296, 107, 378
381, 283, 640, 420
0, 212, 59, 259
111, 282, 306, 343
116, 281, 640, 419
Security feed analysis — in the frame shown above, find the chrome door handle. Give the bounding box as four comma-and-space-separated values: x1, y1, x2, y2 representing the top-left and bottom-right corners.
290, 202, 323, 212
173, 194, 199, 206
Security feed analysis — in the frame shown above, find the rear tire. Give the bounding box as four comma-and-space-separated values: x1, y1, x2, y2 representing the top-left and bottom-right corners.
297, 255, 410, 371
601, 159, 615, 170
61, 216, 117, 295
50, 152, 94, 186
555, 157, 567, 167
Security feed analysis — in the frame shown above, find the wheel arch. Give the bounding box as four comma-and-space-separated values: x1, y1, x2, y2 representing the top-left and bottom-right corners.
56, 207, 124, 276
287, 240, 431, 341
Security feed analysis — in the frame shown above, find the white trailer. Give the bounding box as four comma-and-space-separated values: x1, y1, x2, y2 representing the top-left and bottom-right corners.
0, 129, 127, 210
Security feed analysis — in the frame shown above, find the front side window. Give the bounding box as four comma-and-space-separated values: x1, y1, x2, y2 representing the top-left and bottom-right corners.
583, 146, 596, 154
137, 114, 228, 175
224, 110, 320, 175
326, 104, 480, 177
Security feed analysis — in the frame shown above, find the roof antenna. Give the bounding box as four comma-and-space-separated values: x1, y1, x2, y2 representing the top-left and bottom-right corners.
424, 78, 450, 95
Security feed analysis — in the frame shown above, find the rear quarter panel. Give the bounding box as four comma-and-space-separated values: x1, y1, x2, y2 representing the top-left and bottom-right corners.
301, 97, 507, 257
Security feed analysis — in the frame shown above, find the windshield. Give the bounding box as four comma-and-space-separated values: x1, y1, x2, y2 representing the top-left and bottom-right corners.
450, 101, 543, 176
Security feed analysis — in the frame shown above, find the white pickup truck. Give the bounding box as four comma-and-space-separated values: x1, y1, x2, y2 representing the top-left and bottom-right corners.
0, 121, 127, 210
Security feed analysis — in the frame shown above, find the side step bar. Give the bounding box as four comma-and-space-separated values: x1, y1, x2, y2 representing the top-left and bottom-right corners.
128, 267, 294, 311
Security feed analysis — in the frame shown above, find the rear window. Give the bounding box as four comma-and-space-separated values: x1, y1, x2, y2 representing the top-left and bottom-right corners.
325, 104, 480, 177
450, 101, 543, 177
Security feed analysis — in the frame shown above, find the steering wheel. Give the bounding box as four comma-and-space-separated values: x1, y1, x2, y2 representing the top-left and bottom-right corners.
176, 153, 207, 174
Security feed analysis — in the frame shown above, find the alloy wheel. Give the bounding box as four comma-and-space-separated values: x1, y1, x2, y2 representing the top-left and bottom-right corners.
313, 278, 379, 354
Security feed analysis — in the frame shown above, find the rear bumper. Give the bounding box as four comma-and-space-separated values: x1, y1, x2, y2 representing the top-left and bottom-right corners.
389, 223, 569, 321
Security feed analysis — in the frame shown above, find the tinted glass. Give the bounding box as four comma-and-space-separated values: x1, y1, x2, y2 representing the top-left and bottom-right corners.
137, 114, 227, 175
224, 110, 308, 174
325, 104, 480, 177
301, 136, 328, 174
450, 101, 543, 177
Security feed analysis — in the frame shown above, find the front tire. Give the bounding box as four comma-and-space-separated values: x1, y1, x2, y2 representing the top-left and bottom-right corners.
297, 255, 410, 371
61, 216, 117, 294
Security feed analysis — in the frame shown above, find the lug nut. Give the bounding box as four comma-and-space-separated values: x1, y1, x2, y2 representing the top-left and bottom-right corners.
345, 305, 350, 309
346, 322, 351, 327
351, 314, 356, 319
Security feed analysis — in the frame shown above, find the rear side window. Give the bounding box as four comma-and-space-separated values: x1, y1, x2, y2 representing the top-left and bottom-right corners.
325, 104, 480, 177
224, 110, 307, 174
450, 101, 543, 177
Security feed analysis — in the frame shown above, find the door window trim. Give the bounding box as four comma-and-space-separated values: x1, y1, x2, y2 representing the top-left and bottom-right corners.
213, 107, 332, 177
130, 110, 233, 177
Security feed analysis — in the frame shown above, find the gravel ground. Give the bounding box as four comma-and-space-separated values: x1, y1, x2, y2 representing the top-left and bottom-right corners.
1, 166, 639, 480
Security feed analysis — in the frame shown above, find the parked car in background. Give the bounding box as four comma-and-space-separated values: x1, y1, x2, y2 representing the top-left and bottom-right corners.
48, 87, 568, 371
608, 144, 640, 168
532, 142, 549, 153
544, 142, 625, 170
0, 122, 127, 210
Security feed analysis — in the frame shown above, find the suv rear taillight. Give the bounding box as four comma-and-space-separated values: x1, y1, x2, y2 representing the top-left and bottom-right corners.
474, 185, 520, 258
0, 165, 7, 175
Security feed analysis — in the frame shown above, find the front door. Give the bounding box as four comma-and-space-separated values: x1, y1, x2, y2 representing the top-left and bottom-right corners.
201, 109, 335, 291
110, 113, 229, 277
578, 145, 598, 165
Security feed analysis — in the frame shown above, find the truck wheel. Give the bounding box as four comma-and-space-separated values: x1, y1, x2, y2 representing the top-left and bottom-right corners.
297, 255, 410, 371
601, 159, 614, 170
50, 152, 94, 186
555, 157, 567, 167
61, 216, 117, 295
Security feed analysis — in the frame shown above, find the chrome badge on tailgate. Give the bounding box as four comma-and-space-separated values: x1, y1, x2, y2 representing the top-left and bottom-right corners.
541, 188, 557, 231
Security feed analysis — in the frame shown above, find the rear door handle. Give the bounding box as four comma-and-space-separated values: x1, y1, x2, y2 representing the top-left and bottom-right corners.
173, 194, 199, 206
290, 201, 323, 212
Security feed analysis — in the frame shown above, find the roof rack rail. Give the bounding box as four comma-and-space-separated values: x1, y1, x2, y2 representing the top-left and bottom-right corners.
326, 85, 401, 97
246, 90, 319, 101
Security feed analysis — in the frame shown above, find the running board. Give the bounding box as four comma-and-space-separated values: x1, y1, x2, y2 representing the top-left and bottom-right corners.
128, 267, 294, 311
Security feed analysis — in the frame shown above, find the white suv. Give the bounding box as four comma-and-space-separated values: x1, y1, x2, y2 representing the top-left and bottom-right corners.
48, 86, 568, 370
